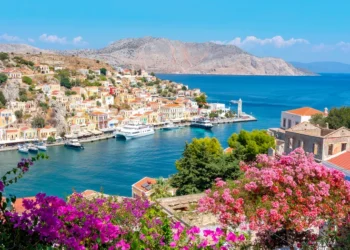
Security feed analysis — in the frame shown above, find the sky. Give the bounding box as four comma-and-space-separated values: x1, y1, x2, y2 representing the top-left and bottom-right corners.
1, 0, 350, 63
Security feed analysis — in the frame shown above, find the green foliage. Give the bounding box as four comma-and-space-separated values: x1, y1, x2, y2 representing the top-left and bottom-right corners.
209, 111, 219, 119
150, 72, 155, 76
225, 110, 235, 118
181, 85, 187, 91
31, 116, 45, 128
0, 52, 9, 61
310, 113, 327, 128
151, 178, 173, 200
22, 76, 33, 85
47, 136, 56, 144
14, 110, 23, 122
100, 75, 107, 81
60, 77, 72, 89
96, 100, 101, 107
13, 56, 34, 66
325, 107, 350, 129
171, 137, 241, 195
227, 130, 275, 161
0, 91, 6, 107
0, 73, 8, 85
195, 94, 207, 108
39, 102, 49, 111
55, 69, 72, 89
65, 90, 77, 96
19, 88, 28, 102
100, 68, 107, 76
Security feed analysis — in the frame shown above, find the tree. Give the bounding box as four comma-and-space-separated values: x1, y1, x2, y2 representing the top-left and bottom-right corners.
0, 52, 9, 61
31, 116, 45, 128
195, 94, 207, 108
22, 76, 33, 85
181, 85, 187, 91
0, 91, 6, 107
47, 136, 56, 144
0, 73, 8, 85
19, 88, 28, 102
227, 130, 275, 162
100, 68, 107, 76
96, 101, 101, 107
171, 137, 241, 195
14, 110, 23, 122
150, 72, 155, 76
309, 113, 327, 127
60, 77, 72, 89
199, 148, 350, 249
325, 107, 350, 129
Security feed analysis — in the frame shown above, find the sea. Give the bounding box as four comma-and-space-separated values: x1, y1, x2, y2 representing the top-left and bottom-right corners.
1, 74, 350, 198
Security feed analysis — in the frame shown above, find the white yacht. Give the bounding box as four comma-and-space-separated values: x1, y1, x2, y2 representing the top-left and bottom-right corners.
27, 144, 39, 153
65, 139, 84, 149
18, 145, 29, 154
190, 118, 213, 130
162, 121, 179, 130
114, 124, 155, 140
37, 142, 47, 151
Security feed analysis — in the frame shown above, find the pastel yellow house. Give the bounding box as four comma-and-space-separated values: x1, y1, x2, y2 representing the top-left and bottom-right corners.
20, 127, 38, 140
38, 126, 57, 140
0, 109, 16, 128
6, 129, 20, 141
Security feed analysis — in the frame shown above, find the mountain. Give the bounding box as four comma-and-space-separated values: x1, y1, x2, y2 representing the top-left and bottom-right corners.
0, 43, 50, 54
290, 61, 350, 74
63, 37, 312, 76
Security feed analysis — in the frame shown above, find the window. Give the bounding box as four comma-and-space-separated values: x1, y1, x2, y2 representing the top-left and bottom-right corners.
341, 143, 347, 151
295, 121, 299, 125
283, 118, 286, 128
298, 140, 303, 148
328, 144, 333, 155
289, 137, 293, 149
288, 119, 292, 128
313, 143, 319, 155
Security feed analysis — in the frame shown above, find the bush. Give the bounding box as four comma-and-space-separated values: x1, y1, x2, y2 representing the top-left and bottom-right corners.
0, 52, 9, 61
0, 73, 8, 85
31, 116, 45, 128
22, 76, 33, 85
47, 136, 56, 144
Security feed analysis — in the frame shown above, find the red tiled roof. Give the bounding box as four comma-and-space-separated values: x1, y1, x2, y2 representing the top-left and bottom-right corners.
133, 177, 156, 193
286, 107, 323, 116
91, 111, 106, 115
327, 151, 350, 171
224, 147, 233, 154
6, 129, 18, 133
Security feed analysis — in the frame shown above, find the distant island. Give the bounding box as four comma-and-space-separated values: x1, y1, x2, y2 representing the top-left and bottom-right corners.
0, 37, 313, 76
290, 61, 350, 74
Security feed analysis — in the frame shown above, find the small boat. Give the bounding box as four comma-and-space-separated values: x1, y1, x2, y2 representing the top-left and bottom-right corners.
37, 143, 47, 151
27, 144, 39, 153
190, 118, 213, 130
18, 145, 29, 154
65, 139, 84, 149
162, 121, 179, 130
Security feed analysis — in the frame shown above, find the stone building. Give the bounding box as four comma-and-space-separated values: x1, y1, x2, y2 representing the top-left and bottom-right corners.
285, 122, 350, 161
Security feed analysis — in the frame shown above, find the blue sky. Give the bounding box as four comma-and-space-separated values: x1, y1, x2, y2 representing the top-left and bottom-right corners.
1, 0, 350, 63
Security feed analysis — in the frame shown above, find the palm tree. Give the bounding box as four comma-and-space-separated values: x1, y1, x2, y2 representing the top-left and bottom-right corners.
151, 177, 172, 200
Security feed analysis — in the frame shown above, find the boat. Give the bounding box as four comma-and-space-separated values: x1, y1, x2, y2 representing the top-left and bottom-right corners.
37, 142, 47, 151
27, 144, 39, 153
190, 118, 213, 130
18, 145, 29, 154
65, 139, 84, 149
162, 121, 179, 130
114, 123, 155, 140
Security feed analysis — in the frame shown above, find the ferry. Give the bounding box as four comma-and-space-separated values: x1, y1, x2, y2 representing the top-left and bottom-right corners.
65, 139, 84, 149
114, 123, 155, 140
190, 118, 213, 130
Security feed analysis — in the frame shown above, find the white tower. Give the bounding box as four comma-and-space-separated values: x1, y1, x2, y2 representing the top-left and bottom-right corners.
237, 98, 242, 117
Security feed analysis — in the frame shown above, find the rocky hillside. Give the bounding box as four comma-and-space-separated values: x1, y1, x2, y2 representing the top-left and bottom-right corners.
62, 37, 312, 76
0, 44, 50, 54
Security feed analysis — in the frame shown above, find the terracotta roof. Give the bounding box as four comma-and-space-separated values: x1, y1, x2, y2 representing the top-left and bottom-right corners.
162, 104, 182, 108
91, 111, 106, 115
133, 177, 157, 193
224, 147, 233, 154
6, 129, 18, 133
286, 107, 323, 116
327, 151, 350, 171
13, 197, 36, 214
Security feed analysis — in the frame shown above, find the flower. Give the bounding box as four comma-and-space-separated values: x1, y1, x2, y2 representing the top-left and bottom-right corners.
0, 181, 4, 192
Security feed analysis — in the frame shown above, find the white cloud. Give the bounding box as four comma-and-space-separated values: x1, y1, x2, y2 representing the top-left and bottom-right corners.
39, 34, 67, 44
312, 43, 334, 52
28, 38, 35, 43
213, 35, 309, 48
72, 36, 87, 45
337, 41, 350, 52
0, 33, 21, 42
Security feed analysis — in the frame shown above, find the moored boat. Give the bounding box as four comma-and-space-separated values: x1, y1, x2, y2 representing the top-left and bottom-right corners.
190, 118, 213, 130
37, 142, 47, 151
28, 144, 39, 153
162, 121, 179, 130
18, 145, 29, 154
65, 139, 84, 149
114, 123, 155, 140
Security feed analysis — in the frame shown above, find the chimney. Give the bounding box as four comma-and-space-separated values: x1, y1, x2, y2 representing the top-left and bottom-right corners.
325, 122, 329, 129
324, 107, 328, 116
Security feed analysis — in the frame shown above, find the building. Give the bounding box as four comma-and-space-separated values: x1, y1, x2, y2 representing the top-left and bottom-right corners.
5, 129, 20, 141
89, 111, 108, 130
38, 126, 57, 140
20, 127, 38, 140
323, 151, 350, 180
281, 107, 325, 129
285, 122, 350, 161
131, 177, 157, 199
160, 104, 185, 121
1, 68, 22, 79
0, 109, 16, 128
38, 65, 50, 74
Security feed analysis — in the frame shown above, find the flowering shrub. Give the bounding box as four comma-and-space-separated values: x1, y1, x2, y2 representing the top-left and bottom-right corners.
1, 155, 246, 249
198, 148, 350, 248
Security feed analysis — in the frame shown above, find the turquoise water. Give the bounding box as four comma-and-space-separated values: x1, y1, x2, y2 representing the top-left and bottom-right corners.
1, 74, 350, 198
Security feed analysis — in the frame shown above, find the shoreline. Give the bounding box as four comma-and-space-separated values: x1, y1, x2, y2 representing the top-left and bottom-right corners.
0, 116, 257, 153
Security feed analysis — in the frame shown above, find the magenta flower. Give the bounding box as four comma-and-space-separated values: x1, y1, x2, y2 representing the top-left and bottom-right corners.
0, 181, 4, 192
